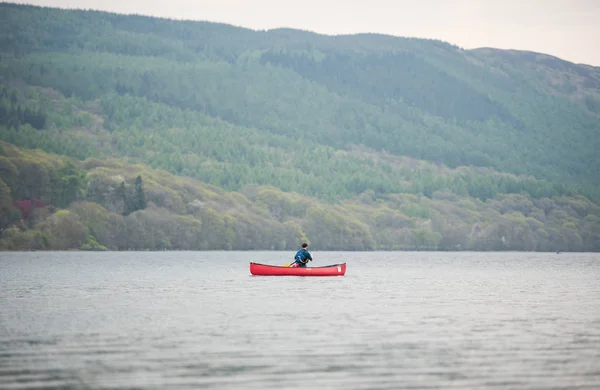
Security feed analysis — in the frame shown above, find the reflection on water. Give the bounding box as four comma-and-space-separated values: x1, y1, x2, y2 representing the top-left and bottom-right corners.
1, 251, 599, 389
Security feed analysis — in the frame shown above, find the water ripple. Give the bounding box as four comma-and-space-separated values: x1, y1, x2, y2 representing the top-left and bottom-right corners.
1, 251, 599, 389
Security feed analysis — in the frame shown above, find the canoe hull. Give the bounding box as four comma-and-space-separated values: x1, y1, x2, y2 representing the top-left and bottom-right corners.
250, 262, 346, 276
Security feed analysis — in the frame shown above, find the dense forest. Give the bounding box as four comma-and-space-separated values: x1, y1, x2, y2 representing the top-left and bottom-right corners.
0, 3, 599, 251
2, 142, 598, 251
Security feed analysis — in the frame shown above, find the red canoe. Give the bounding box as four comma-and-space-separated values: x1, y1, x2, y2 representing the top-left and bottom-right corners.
250, 262, 346, 276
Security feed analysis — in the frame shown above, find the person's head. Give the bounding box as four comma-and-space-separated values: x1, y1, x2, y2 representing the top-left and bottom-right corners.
301, 243, 308, 249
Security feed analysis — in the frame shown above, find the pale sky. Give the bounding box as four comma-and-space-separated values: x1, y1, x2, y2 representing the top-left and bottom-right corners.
10, 0, 600, 66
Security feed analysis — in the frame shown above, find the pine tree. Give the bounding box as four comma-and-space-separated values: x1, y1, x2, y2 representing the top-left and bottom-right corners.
133, 175, 147, 211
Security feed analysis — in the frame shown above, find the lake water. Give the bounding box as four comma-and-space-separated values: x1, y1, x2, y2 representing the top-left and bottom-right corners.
1, 251, 599, 389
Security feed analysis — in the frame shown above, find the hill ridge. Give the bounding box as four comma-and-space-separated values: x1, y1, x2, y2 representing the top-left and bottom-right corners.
0, 2, 599, 251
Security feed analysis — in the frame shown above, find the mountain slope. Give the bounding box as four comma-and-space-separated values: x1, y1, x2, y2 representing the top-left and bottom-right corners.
2, 142, 599, 251
1, 82, 593, 204
1, 2, 599, 190
0, 3, 599, 252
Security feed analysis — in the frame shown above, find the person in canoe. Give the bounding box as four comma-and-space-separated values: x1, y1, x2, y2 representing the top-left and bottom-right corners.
290, 243, 312, 267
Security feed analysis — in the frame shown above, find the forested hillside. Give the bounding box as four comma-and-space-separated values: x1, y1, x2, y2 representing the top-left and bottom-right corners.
0, 3, 599, 251
2, 142, 598, 251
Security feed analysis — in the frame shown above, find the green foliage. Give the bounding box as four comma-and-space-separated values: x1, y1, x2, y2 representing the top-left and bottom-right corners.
37, 209, 87, 249
120, 175, 148, 215
0, 3, 599, 198
132, 175, 147, 212
0, 86, 47, 129
0, 156, 19, 189
0, 227, 48, 250
0, 5, 599, 252
0, 143, 87, 207
0, 177, 19, 232
56, 159, 87, 208
81, 234, 108, 251
0, 143, 598, 251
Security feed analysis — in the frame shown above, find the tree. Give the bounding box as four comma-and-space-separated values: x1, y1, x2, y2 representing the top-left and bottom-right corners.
56, 159, 87, 208
0, 156, 19, 189
134, 175, 147, 211
0, 178, 18, 233
124, 175, 147, 215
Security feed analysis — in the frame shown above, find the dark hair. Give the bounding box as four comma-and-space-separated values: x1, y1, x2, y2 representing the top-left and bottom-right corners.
302, 243, 308, 248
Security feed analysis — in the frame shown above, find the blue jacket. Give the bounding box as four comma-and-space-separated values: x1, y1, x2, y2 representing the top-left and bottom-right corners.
294, 248, 312, 264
